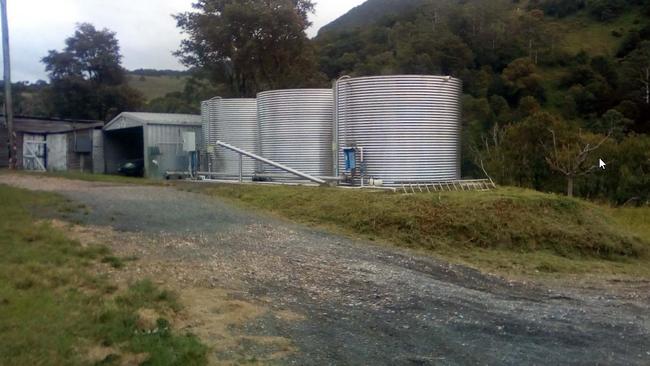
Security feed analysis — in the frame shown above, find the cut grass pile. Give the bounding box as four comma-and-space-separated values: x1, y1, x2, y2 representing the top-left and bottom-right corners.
0, 184, 207, 365
186, 184, 650, 276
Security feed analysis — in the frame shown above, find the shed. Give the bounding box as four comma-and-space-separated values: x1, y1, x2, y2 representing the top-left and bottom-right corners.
0, 116, 104, 172
104, 112, 202, 179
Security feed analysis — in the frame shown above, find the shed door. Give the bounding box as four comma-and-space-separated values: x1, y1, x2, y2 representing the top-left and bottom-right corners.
23, 134, 46, 171
46, 134, 67, 171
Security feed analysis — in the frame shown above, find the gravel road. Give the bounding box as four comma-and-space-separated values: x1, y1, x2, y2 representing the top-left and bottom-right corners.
2, 174, 649, 366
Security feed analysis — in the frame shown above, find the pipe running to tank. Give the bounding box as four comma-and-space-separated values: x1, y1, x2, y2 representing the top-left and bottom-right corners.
216, 141, 328, 186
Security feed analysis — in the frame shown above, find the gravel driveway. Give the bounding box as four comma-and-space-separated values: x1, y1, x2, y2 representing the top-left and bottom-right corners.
2, 174, 649, 366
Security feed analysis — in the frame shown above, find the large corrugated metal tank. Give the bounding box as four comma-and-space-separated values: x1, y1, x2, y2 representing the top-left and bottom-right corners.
208, 98, 259, 177
335, 75, 462, 186
200, 101, 209, 150
257, 89, 333, 177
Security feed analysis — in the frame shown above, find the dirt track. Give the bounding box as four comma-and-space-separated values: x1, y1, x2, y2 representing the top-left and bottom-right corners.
2, 174, 649, 366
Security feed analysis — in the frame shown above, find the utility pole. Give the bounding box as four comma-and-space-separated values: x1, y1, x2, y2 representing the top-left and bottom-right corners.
1, 0, 14, 169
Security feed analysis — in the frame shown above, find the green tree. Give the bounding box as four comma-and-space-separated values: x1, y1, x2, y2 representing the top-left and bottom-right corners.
589, 109, 633, 139
621, 41, 650, 106
175, 0, 324, 97
501, 57, 545, 103
41, 23, 143, 120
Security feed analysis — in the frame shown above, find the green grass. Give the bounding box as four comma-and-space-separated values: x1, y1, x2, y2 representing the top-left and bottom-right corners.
550, 8, 643, 56
183, 183, 650, 277
610, 207, 650, 241
0, 184, 207, 365
127, 74, 189, 101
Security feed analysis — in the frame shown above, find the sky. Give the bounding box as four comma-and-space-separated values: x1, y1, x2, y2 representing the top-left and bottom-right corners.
5, 0, 366, 82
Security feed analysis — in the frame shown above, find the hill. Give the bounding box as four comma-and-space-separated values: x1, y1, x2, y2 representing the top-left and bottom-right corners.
319, 0, 426, 34
126, 71, 189, 102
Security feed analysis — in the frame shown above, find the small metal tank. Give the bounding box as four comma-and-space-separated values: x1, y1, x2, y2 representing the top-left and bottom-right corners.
335, 75, 462, 186
208, 98, 259, 178
257, 89, 333, 177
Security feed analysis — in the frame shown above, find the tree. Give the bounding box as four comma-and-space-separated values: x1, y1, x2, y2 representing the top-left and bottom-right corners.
501, 57, 544, 102
41, 24, 143, 120
587, 0, 626, 21
622, 41, 650, 105
542, 115, 611, 197
175, 0, 324, 97
589, 109, 632, 139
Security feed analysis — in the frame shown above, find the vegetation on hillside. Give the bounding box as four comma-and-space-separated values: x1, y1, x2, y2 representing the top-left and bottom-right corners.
314, 0, 650, 203
126, 73, 188, 102
318, 0, 427, 34
0, 185, 207, 365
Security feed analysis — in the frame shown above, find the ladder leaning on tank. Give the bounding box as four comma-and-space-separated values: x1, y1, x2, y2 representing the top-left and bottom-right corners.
213, 141, 328, 186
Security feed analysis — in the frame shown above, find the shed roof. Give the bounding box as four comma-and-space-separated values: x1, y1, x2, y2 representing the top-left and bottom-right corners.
0, 116, 104, 134
104, 112, 201, 131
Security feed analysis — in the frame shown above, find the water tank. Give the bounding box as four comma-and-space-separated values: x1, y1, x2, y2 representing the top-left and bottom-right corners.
257, 89, 333, 177
335, 75, 462, 186
200, 101, 209, 148
208, 98, 259, 178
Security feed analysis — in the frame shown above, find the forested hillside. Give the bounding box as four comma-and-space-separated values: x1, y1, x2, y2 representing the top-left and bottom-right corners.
316, 0, 650, 203
318, 0, 426, 34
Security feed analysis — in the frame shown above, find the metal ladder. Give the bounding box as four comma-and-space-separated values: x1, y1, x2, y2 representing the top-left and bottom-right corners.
400, 179, 496, 194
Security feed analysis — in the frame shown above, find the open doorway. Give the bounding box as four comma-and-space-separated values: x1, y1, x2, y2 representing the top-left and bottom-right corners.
104, 127, 144, 176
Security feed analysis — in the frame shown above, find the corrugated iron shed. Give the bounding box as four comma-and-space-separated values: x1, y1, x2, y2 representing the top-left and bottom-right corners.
104, 112, 201, 179
104, 112, 201, 131
10, 116, 103, 134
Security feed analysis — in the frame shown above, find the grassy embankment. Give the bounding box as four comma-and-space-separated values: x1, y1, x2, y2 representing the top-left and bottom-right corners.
0, 184, 207, 365
186, 184, 650, 277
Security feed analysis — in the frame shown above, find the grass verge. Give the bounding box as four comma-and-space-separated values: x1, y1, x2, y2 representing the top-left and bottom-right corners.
0, 184, 207, 365
184, 183, 650, 277
0, 169, 161, 186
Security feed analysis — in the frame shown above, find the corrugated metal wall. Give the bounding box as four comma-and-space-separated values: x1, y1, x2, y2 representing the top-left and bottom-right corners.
336, 75, 463, 185
92, 130, 104, 174
258, 89, 334, 177
67, 131, 92, 173
144, 124, 201, 179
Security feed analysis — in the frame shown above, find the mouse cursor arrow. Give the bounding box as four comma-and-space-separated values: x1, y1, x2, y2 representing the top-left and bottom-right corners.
599, 159, 606, 170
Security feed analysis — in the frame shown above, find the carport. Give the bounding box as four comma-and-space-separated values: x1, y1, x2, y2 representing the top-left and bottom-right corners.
103, 113, 201, 179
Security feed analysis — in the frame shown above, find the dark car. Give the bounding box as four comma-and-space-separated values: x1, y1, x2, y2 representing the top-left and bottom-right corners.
117, 159, 145, 177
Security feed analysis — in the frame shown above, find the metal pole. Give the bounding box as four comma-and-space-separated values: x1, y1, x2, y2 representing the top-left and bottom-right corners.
0, 0, 14, 169
238, 154, 243, 183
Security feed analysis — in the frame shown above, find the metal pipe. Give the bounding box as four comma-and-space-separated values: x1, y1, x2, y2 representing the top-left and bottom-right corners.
238, 154, 243, 183
333, 75, 351, 179
217, 140, 327, 185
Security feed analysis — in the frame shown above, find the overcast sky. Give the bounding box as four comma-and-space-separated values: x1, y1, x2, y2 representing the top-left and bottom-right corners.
5, 0, 366, 82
